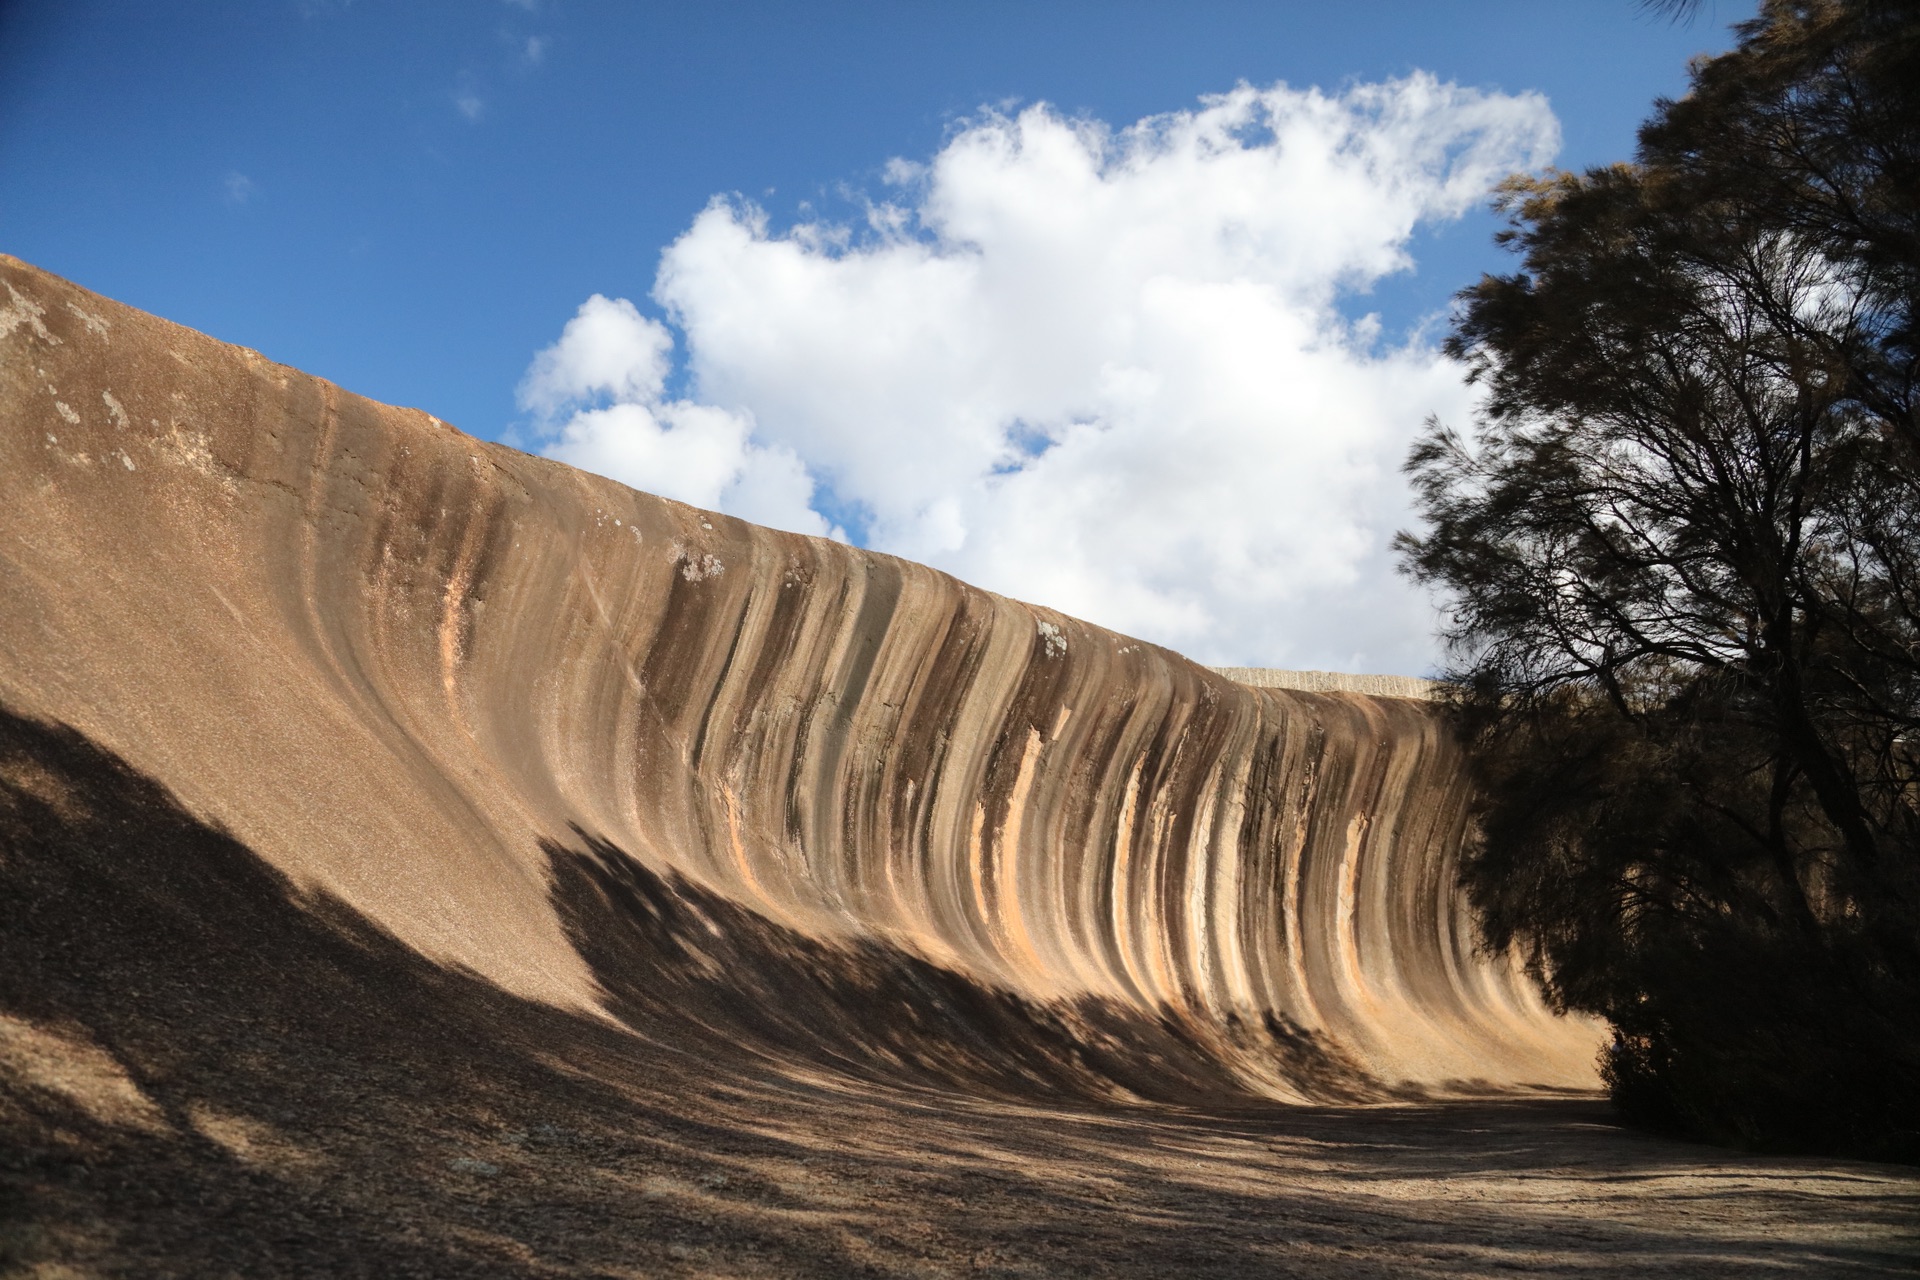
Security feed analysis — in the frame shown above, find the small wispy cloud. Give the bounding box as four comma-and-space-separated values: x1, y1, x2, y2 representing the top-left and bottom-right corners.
454, 91, 485, 121
223, 172, 257, 205
524, 35, 547, 65
501, 0, 537, 10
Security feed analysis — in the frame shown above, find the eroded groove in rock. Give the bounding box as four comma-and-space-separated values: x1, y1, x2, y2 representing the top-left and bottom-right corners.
0, 256, 1601, 1102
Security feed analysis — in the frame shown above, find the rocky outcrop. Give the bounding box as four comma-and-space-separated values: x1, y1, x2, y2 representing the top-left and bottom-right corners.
1210, 667, 1441, 700
0, 256, 1599, 1102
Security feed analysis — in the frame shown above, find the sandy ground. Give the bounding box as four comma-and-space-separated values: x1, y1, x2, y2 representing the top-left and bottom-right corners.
3, 708, 1915, 1279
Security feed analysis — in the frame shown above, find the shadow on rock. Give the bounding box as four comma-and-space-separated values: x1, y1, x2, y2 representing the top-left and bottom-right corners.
544, 825, 1383, 1106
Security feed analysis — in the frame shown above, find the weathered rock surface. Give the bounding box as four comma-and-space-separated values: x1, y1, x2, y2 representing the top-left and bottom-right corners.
0, 255, 1597, 1102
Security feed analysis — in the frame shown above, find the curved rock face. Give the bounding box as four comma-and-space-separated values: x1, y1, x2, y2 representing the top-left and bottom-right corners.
0, 257, 1599, 1103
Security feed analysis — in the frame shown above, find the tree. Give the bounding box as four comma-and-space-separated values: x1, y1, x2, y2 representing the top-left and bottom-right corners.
1397, 0, 1920, 1157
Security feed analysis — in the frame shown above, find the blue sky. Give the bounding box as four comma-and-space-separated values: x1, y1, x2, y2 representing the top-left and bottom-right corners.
1, 1, 1737, 672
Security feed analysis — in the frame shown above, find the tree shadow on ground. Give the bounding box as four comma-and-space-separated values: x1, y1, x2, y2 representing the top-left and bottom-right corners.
2, 706, 1914, 1278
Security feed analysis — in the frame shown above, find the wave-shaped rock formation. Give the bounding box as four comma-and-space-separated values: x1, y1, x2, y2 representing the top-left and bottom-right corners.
0, 256, 1599, 1109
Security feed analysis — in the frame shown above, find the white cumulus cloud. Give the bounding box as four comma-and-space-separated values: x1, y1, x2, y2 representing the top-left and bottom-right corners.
519, 295, 836, 537
522, 75, 1558, 672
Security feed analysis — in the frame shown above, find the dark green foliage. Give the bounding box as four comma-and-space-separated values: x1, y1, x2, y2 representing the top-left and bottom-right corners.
1399, 0, 1920, 1160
